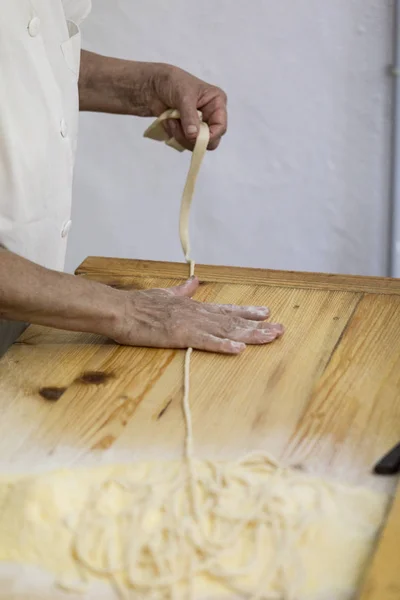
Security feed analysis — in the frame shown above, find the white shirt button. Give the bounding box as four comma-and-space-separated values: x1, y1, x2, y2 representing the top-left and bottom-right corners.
28, 17, 41, 38
61, 220, 72, 238
60, 119, 68, 138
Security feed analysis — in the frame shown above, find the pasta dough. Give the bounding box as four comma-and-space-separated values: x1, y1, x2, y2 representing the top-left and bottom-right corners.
0, 458, 388, 599
0, 111, 389, 599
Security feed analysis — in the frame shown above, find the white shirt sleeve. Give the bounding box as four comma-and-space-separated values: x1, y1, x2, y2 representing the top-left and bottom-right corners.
61, 0, 92, 25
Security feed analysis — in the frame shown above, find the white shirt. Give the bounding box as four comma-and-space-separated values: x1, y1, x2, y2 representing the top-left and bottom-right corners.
0, 0, 91, 271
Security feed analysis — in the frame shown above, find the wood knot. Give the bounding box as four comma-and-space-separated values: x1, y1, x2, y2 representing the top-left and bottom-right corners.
39, 387, 67, 401
77, 371, 113, 385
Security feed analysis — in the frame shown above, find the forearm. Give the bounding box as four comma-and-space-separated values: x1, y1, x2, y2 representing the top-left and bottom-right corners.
78, 50, 168, 116
0, 250, 121, 336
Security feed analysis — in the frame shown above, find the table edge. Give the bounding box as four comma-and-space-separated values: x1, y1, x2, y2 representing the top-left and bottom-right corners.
76, 257, 400, 295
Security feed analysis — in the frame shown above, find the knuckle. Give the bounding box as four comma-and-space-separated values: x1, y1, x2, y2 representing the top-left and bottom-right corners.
215, 86, 227, 103
220, 316, 240, 336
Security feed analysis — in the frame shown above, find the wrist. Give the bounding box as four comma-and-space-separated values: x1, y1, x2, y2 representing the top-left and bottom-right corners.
86, 285, 126, 339
79, 52, 175, 118
123, 61, 174, 117
79, 51, 155, 115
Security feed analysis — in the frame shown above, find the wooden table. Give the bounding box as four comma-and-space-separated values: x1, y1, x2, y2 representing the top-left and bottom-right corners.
0, 257, 399, 599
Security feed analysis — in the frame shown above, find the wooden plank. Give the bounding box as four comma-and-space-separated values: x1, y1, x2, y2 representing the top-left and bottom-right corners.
0, 280, 362, 479
94, 285, 361, 467
280, 291, 400, 598
283, 293, 400, 486
1, 258, 399, 598
359, 488, 400, 600
76, 256, 400, 295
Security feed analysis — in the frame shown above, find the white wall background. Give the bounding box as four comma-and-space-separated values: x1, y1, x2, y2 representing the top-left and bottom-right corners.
65, 0, 393, 276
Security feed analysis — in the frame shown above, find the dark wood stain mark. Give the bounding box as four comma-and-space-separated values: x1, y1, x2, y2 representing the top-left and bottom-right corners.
91, 352, 177, 437
91, 435, 115, 450
39, 386, 67, 401
333, 316, 339, 321
293, 305, 300, 309
77, 371, 113, 385
157, 399, 172, 420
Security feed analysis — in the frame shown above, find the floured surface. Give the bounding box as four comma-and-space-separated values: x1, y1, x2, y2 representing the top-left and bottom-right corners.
1, 260, 400, 597
0, 286, 399, 496
0, 458, 389, 599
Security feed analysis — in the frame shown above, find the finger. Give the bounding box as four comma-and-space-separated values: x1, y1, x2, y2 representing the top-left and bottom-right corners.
219, 326, 282, 345
205, 312, 283, 334
207, 137, 222, 151
192, 333, 246, 355
204, 304, 270, 321
200, 94, 227, 148
208, 315, 285, 340
177, 93, 202, 142
167, 277, 200, 298
165, 119, 195, 152
168, 117, 220, 152
272, 323, 285, 337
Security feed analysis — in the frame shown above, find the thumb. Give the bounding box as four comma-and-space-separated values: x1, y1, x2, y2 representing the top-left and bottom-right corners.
177, 94, 201, 141
168, 276, 200, 297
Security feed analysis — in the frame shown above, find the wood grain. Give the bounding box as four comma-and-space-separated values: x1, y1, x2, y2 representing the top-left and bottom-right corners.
77, 256, 400, 295
284, 293, 400, 485
0, 258, 399, 598
0, 281, 362, 473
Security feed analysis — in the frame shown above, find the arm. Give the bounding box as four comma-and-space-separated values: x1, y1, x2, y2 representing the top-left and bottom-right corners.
0, 249, 119, 336
0, 250, 282, 353
78, 51, 159, 117
78, 50, 227, 151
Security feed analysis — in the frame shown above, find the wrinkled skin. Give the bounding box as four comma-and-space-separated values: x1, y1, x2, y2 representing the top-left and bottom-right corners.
147, 65, 228, 151
113, 277, 284, 354
120, 65, 283, 352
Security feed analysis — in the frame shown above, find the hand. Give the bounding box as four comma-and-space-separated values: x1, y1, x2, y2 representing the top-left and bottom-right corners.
112, 278, 284, 354
149, 64, 227, 151
79, 54, 226, 149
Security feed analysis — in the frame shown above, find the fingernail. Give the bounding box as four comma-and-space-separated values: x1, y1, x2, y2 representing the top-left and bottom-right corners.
187, 125, 198, 135
251, 307, 269, 316
231, 341, 246, 352
270, 324, 284, 334
260, 330, 276, 340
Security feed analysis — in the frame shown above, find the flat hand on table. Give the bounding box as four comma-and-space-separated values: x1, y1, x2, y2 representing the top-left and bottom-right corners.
112, 277, 284, 354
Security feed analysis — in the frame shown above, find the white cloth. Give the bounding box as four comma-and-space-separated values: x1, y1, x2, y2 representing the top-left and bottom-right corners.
0, 0, 91, 271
